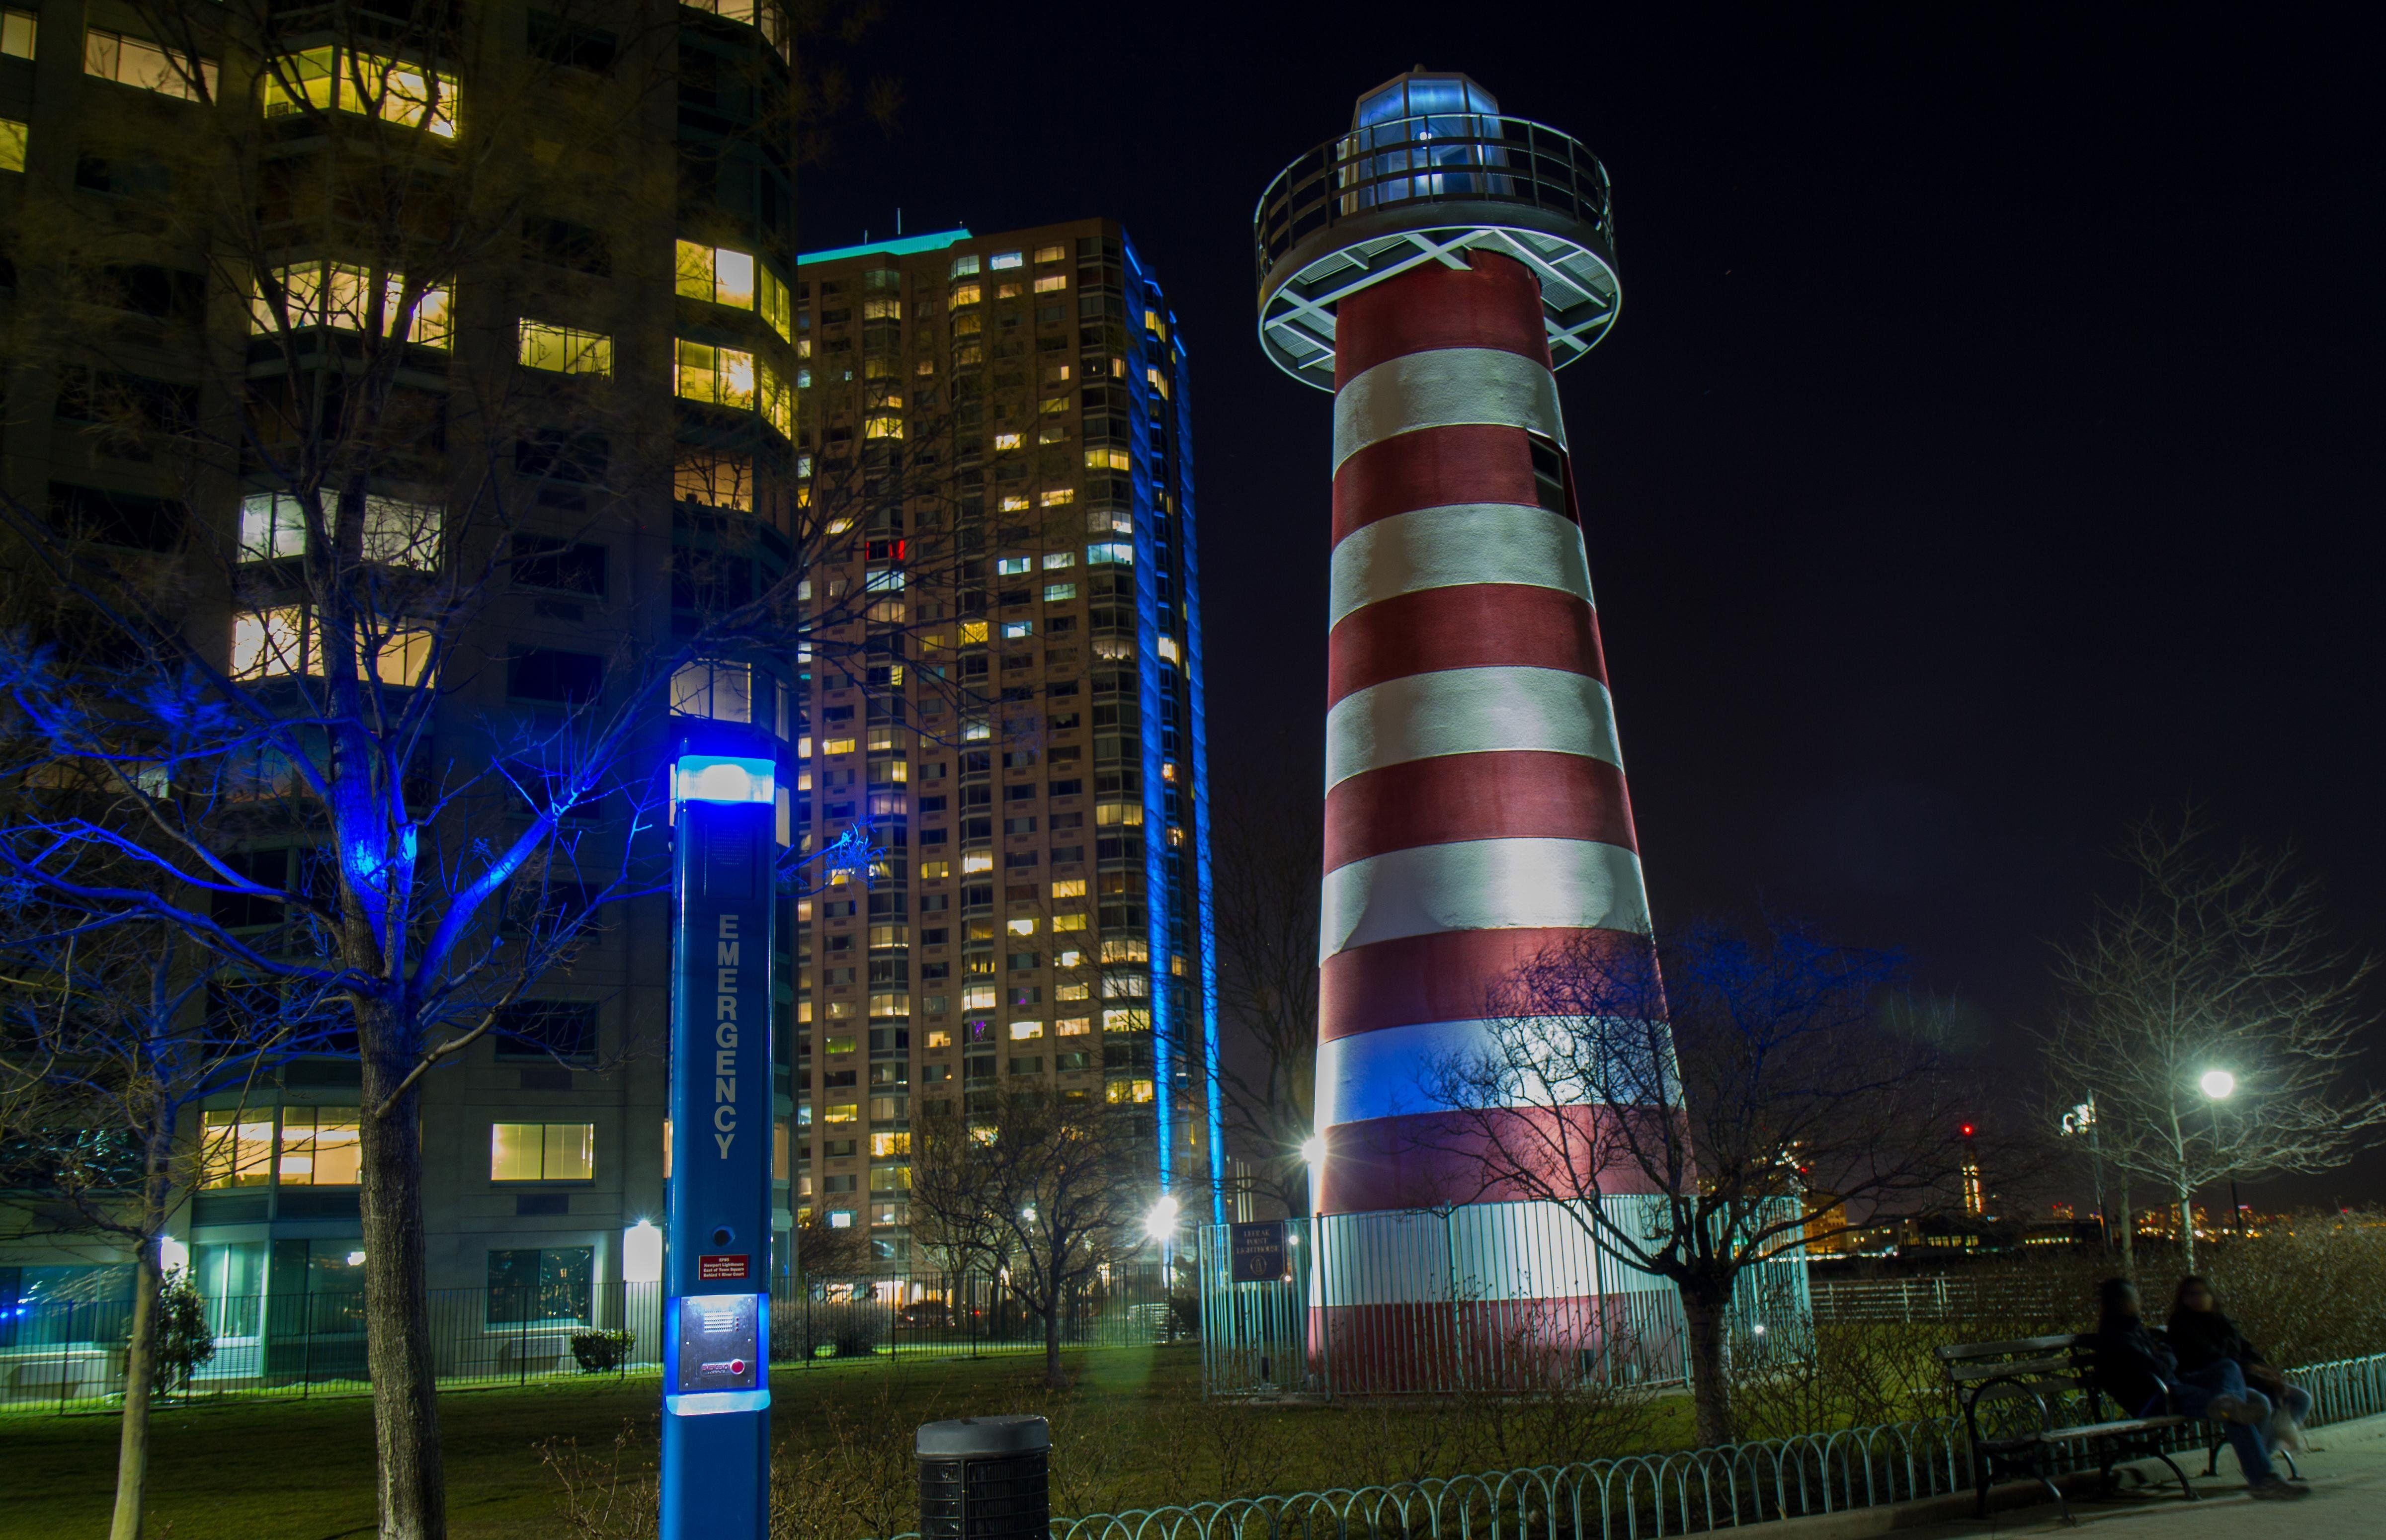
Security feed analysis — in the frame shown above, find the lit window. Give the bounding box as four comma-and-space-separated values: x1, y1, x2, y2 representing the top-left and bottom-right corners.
990, 251, 1024, 270
673, 337, 756, 408
999, 496, 1031, 513
950, 254, 981, 278
1103, 936, 1151, 963
1057, 1017, 1091, 1037
0, 10, 33, 60
1033, 274, 1067, 294
231, 606, 310, 679
761, 266, 792, 341
252, 263, 451, 348
1051, 878, 1086, 898
680, 0, 790, 60
823, 737, 857, 755
994, 432, 1022, 451
674, 450, 755, 511
278, 1107, 362, 1186
1001, 621, 1032, 640
372, 626, 434, 688
675, 239, 758, 309
951, 281, 983, 306
1033, 244, 1067, 263
1087, 542, 1134, 565
996, 556, 1031, 575
759, 358, 796, 439
1040, 488, 1076, 507
864, 414, 905, 440
1043, 363, 1073, 384
963, 985, 997, 1010
670, 660, 752, 723
1038, 423, 1069, 445
1145, 308, 1162, 333
871, 1131, 911, 1157
1010, 1020, 1044, 1040
865, 567, 905, 593
1095, 802, 1144, 827
490, 1122, 595, 1182
1085, 447, 1131, 471
239, 493, 308, 562
1106, 1078, 1155, 1105
959, 621, 989, 645
920, 859, 950, 880
0, 118, 21, 174
84, 27, 216, 101
962, 719, 990, 743
1006, 918, 1038, 937
521, 320, 614, 376
200, 1110, 274, 1188
962, 851, 993, 873
258, 46, 458, 136
823, 1104, 858, 1124
863, 295, 900, 321
1147, 365, 1172, 401
1156, 636, 1182, 665
997, 282, 1023, 300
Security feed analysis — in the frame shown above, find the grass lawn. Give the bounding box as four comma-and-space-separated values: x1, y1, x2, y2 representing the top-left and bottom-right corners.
0, 1345, 1701, 1539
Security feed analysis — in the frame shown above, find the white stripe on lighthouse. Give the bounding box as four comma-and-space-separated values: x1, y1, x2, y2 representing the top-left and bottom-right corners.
1325, 667, 1622, 791
1327, 503, 1594, 628
1319, 836, 1651, 962
1333, 347, 1567, 470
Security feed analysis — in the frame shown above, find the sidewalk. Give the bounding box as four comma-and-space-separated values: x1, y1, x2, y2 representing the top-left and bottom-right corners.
1781, 1413, 2386, 1540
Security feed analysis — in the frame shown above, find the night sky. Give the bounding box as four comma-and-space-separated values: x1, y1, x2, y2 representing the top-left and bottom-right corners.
805, 4, 2386, 1208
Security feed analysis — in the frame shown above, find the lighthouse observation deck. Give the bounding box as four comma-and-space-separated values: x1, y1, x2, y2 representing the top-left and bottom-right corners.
1254, 73, 1622, 390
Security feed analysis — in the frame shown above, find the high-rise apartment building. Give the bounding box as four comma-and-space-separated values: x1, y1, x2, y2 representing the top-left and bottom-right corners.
787, 220, 1218, 1262
0, 0, 810, 1371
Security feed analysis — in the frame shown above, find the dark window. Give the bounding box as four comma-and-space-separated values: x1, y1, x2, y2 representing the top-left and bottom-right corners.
523, 216, 611, 276
509, 535, 607, 595
107, 265, 204, 322
528, 11, 618, 72
1048, 779, 1083, 798
48, 483, 182, 552
494, 1001, 597, 1063
486, 1246, 593, 1325
1050, 713, 1080, 731
1530, 436, 1570, 519
507, 649, 604, 703
516, 430, 610, 484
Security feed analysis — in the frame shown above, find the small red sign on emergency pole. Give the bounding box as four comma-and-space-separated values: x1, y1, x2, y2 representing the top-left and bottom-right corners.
698, 1254, 751, 1281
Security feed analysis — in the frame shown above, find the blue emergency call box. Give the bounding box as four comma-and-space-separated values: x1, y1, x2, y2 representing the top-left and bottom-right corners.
661, 734, 779, 1540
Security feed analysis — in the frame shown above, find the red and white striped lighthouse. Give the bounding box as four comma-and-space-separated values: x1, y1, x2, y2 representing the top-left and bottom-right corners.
1255, 71, 1669, 1389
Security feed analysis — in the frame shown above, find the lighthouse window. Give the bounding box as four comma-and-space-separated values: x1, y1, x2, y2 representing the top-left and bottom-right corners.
1529, 435, 1569, 518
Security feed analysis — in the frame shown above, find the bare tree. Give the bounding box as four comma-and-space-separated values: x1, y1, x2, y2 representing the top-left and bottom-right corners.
1210, 763, 1318, 1217
918, 1087, 1148, 1388
2040, 811, 2386, 1272
1430, 920, 1973, 1447
0, 913, 322, 1540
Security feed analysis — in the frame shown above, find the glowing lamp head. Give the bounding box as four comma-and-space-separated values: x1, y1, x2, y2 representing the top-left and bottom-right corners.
2200, 1069, 2237, 1101
674, 753, 775, 805
1144, 1193, 1180, 1241
1300, 1134, 1326, 1168
623, 1219, 662, 1284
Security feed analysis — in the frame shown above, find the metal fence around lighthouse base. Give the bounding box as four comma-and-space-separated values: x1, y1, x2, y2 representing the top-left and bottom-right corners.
1196, 1203, 1811, 1399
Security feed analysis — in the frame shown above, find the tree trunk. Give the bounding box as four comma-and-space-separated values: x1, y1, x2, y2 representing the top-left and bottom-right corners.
360, 1066, 446, 1540
2176, 1176, 2197, 1274
1679, 1282, 1735, 1447
109, 1237, 161, 1540
1043, 1291, 1065, 1389
2116, 1176, 2135, 1276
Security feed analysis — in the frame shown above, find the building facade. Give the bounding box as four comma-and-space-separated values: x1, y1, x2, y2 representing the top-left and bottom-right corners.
788, 220, 1220, 1263
0, 0, 809, 1380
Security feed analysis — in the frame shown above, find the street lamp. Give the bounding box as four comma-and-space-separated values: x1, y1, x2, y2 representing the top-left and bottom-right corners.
2059, 1095, 2107, 1249
1144, 1193, 1180, 1243
2199, 1069, 2240, 1237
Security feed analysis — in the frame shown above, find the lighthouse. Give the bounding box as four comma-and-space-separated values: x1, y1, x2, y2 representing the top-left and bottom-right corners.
1255, 71, 1673, 1388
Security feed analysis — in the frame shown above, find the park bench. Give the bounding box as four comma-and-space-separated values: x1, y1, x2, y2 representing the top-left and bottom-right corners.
1938, 1333, 2199, 1523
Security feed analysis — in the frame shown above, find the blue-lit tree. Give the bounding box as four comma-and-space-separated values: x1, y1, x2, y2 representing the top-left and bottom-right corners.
1429, 919, 1975, 1447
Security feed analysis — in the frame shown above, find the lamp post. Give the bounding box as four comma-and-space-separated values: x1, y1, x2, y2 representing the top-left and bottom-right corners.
660, 730, 780, 1540
2198, 1069, 2239, 1239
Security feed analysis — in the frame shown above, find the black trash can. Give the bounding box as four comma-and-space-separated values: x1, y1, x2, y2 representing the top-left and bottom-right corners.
918, 1415, 1050, 1540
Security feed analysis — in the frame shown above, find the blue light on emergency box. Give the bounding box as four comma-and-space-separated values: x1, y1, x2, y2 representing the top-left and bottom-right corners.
674, 754, 776, 806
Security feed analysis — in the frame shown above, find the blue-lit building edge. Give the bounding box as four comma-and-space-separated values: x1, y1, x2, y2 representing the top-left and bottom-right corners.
1119, 236, 1221, 1210
1176, 334, 1225, 1224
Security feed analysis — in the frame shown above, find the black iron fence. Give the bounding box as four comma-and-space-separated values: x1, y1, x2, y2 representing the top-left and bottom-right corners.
0, 1264, 1185, 1413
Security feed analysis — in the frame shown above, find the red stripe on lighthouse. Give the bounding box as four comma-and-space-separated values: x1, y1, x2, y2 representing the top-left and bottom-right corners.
1318, 924, 1653, 1043
1332, 258, 1554, 382
1331, 426, 1556, 541
1322, 751, 1637, 874
1326, 585, 1609, 707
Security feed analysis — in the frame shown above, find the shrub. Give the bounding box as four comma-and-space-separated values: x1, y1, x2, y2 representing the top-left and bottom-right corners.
570, 1328, 636, 1374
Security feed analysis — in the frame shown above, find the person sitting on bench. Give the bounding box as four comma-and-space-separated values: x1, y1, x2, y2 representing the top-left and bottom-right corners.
2093, 1278, 2303, 1500
2169, 1276, 2312, 1458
